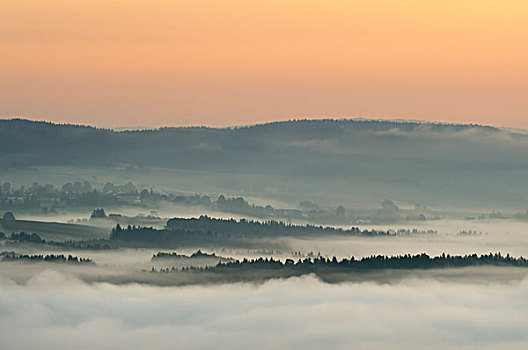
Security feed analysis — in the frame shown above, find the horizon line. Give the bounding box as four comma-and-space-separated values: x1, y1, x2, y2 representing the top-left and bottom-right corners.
0, 115, 516, 132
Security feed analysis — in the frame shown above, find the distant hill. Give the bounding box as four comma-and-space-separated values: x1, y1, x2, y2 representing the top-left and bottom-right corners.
0, 218, 108, 241
1, 118, 528, 208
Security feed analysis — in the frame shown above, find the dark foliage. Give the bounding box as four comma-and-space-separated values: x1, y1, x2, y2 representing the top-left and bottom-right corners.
206, 253, 528, 271
110, 217, 390, 248
0, 181, 138, 211
91, 208, 107, 219
48, 239, 117, 250
152, 250, 218, 260
146, 253, 528, 284
9, 232, 44, 243
0, 251, 94, 264
110, 224, 215, 247
6, 231, 116, 250
166, 215, 390, 237
2, 211, 15, 221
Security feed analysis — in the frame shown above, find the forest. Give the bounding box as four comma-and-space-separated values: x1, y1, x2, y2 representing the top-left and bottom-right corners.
166, 216, 391, 237
142, 253, 528, 285
0, 251, 94, 264
2, 118, 528, 208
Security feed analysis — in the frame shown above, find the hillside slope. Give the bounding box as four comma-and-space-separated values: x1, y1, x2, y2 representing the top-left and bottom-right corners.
1, 118, 527, 208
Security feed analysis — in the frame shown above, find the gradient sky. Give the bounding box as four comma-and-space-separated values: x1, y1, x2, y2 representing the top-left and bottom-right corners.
1, 0, 527, 128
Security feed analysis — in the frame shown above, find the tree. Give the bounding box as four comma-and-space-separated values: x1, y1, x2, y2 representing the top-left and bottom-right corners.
139, 189, 150, 201
82, 181, 92, 193
103, 182, 116, 194
72, 181, 84, 194
2, 182, 12, 194
90, 208, 106, 219
62, 182, 73, 193
2, 211, 15, 221
336, 205, 346, 217
299, 200, 320, 211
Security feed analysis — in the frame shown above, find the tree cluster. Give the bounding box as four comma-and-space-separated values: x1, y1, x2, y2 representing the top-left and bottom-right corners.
0, 251, 94, 264
166, 215, 391, 237
192, 253, 528, 274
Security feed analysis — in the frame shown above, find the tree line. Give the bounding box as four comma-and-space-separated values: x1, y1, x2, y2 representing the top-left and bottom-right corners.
145, 253, 528, 277
0, 251, 94, 264
165, 215, 391, 237
206, 253, 528, 271
108, 219, 392, 248
3, 231, 115, 250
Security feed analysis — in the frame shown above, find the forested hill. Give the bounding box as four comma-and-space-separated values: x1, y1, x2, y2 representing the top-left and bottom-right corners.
2, 118, 528, 207
1, 118, 523, 170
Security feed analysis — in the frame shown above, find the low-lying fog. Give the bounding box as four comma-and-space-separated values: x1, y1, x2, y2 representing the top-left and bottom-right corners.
5, 217, 528, 267
285, 219, 528, 258
4, 208, 528, 349
1, 270, 527, 349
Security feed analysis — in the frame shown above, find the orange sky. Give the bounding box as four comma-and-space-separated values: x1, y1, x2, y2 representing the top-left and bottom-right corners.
1, 0, 527, 128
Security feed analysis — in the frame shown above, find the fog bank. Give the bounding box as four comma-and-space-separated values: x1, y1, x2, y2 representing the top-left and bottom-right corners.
1, 270, 527, 349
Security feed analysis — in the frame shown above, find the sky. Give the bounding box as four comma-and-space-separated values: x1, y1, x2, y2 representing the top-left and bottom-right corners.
1, 0, 527, 128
